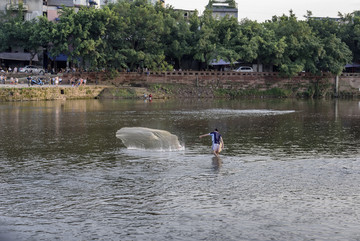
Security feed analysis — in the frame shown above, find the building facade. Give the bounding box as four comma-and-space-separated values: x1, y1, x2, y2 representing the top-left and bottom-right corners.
0, 0, 102, 22
0, 0, 43, 21
207, 0, 238, 20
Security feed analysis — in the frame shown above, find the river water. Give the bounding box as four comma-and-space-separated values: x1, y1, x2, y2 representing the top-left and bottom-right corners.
0, 99, 359, 241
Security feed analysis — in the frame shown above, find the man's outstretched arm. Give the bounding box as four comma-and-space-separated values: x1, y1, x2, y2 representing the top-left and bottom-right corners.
199, 134, 209, 138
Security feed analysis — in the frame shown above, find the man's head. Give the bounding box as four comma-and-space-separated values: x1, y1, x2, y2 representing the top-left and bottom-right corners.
215, 128, 218, 132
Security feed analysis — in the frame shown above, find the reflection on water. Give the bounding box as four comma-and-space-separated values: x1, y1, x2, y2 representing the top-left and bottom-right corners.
211, 156, 222, 172
0, 99, 359, 241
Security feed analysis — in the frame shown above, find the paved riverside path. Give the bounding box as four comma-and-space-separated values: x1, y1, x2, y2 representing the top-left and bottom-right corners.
0, 84, 81, 88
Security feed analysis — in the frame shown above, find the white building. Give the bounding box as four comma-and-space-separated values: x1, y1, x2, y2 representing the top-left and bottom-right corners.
99, 0, 165, 6
0, 0, 102, 22
208, 0, 238, 20
0, 0, 43, 21
0, 0, 101, 68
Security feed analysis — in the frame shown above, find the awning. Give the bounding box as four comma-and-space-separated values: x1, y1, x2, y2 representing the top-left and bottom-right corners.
345, 63, 360, 68
210, 59, 239, 66
48, 53, 68, 61
0, 52, 38, 61
47, 0, 74, 7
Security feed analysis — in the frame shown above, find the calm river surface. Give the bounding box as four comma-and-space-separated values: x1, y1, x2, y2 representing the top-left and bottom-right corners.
0, 99, 359, 241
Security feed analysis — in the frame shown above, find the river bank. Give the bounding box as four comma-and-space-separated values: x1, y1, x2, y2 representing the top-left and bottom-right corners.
0, 82, 359, 102
0, 84, 106, 101
0, 84, 298, 102
0, 84, 169, 101
1, 70, 360, 101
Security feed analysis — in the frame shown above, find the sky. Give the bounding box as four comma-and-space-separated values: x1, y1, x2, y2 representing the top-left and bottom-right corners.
165, 0, 359, 22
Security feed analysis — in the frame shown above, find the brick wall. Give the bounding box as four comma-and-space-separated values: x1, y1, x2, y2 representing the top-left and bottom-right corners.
340, 73, 360, 91
61, 71, 360, 93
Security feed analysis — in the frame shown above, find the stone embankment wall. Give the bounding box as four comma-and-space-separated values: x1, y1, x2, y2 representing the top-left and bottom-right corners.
61, 71, 360, 97
0, 86, 105, 101
1, 71, 359, 101
339, 73, 360, 92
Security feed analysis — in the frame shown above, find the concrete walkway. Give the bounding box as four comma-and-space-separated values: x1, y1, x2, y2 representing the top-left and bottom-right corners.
0, 84, 84, 88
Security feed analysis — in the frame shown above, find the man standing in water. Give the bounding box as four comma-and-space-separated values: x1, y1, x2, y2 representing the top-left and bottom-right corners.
199, 129, 224, 157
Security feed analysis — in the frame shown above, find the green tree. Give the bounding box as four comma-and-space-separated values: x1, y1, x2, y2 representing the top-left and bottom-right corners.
193, 10, 218, 69
255, 24, 286, 72
338, 11, 360, 63
50, 6, 112, 70
307, 12, 352, 74
107, 0, 171, 71
24, 17, 54, 65
160, 7, 192, 69
0, 4, 27, 52
306, 11, 340, 37
1, 1, 355, 75
265, 11, 324, 76
317, 34, 352, 75
236, 19, 263, 63
214, 16, 241, 65
0, 5, 51, 65
49, 7, 81, 67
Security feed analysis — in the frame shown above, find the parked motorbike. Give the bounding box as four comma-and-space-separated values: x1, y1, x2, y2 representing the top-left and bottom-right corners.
31, 78, 44, 86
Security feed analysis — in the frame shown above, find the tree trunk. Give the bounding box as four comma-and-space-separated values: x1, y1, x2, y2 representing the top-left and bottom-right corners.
177, 57, 182, 70
334, 75, 339, 97
29, 52, 36, 66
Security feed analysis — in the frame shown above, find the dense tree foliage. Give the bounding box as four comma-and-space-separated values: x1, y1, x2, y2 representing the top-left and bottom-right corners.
338, 11, 360, 64
0, 4, 52, 64
0, 0, 356, 76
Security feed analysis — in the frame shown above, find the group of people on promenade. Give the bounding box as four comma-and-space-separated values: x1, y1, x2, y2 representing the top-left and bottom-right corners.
0, 66, 18, 73
0, 73, 88, 87
69, 77, 87, 87
0, 75, 19, 85
25, 75, 61, 86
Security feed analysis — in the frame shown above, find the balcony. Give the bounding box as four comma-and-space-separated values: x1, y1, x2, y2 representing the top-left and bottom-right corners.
6, 3, 29, 11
